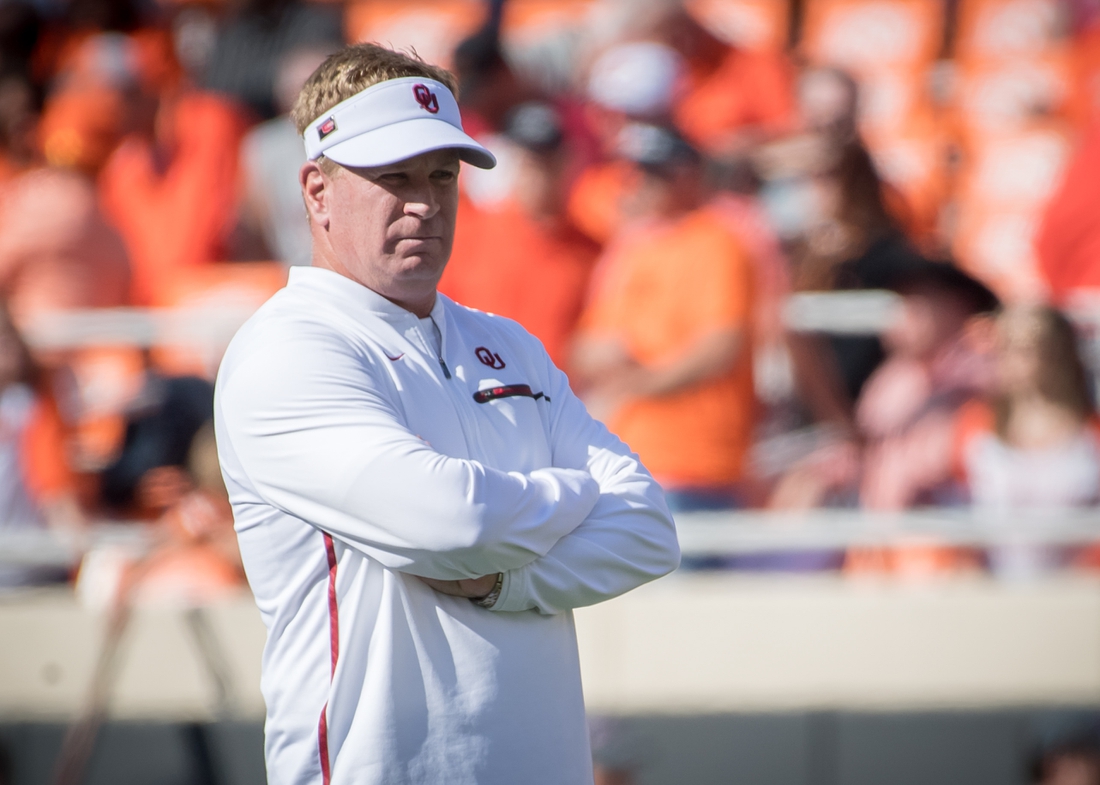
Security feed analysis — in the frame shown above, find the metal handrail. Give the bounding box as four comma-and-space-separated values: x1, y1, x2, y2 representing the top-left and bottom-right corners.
16, 291, 904, 354
4, 511, 1100, 567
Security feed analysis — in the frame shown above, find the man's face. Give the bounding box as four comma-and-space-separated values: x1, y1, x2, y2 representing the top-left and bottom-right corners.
323, 149, 461, 308
513, 147, 566, 219
623, 163, 700, 221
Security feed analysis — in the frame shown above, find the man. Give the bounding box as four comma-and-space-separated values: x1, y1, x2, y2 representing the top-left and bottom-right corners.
440, 101, 599, 370
568, 40, 686, 246
214, 44, 680, 785
573, 124, 755, 512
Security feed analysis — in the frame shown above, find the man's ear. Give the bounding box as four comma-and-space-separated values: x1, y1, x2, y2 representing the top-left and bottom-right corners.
300, 160, 332, 229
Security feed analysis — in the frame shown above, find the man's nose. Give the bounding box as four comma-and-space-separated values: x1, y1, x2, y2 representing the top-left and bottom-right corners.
404, 183, 441, 219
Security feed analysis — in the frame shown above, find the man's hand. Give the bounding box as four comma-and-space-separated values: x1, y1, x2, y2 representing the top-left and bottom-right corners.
573, 329, 744, 423
418, 574, 500, 599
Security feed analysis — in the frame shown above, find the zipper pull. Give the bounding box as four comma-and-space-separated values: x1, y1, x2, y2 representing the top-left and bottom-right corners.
429, 315, 451, 379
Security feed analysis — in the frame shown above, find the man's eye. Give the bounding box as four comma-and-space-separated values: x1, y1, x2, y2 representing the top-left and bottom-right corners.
378, 173, 407, 184
433, 170, 457, 182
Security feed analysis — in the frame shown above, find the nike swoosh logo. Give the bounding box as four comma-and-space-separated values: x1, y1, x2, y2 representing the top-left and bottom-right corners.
384, 352, 404, 361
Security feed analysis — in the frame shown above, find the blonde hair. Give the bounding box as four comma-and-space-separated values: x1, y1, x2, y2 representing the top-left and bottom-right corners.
291, 44, 458, 174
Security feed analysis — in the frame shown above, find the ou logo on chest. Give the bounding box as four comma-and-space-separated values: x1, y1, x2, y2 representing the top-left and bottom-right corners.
475, 347, 506, 369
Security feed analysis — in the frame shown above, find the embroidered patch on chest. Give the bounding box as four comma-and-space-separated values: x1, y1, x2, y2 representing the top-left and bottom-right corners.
475, 347, 506, 369
472, 384, 550, 404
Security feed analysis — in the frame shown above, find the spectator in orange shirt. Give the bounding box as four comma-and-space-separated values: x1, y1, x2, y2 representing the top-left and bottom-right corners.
440, 102, 599, 370
99, 88, 249, 306
574, 125, 754, 510
596, 0, 794, 156
0, 34, 135, 330
568, 41, 686, 246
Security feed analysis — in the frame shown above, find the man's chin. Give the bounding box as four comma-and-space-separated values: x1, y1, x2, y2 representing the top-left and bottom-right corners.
395, 254, 448, 280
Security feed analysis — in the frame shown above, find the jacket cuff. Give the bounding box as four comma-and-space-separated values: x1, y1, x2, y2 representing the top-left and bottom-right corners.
488, 566, 533, 612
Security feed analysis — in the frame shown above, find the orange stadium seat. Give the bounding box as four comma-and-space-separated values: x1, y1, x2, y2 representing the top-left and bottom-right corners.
345, 0, 484, 67
801, 0, 944, 73
952, 206, 1050, 302
499, 0, 596, 88
687, 0, 791, 52
945, 0, 1082, 301
954, 0, 1069, 60
856, 65, 939, 137
951, 125, 1073, 301
501, 0, 594, 37
956, 124, 1072, 209
800, 0, 946, 202
951, 51, 1077, 144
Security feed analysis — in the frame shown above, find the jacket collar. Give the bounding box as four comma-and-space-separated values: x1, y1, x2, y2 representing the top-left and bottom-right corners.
288, 266, 447, 327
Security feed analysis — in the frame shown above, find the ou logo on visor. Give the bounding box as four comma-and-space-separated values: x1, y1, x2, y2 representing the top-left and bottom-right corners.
475, 347, 506, 369
413, 84, 439, 114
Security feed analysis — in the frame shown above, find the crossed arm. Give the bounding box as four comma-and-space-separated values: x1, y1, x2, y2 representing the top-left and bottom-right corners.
216, 327, 680, 614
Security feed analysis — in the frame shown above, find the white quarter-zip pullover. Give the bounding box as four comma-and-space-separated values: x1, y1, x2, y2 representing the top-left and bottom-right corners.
214, 267, 680, 785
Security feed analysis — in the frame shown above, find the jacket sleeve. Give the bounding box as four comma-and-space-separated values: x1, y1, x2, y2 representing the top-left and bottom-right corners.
214, 323, 600, 581
490, 349, 681, 615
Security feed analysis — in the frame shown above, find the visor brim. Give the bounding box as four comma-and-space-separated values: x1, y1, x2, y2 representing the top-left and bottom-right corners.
320, 117, 496, 169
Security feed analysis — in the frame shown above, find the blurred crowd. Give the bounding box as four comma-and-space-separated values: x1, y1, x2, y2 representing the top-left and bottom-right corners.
0, 0, 1100, 597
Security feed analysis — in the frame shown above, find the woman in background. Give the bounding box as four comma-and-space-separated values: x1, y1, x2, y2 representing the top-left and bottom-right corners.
955, 306, 1100, 577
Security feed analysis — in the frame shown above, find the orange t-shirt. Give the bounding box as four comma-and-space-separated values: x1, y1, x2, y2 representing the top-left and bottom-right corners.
23, 393, 74, 503
99, 92, 248, 306
440, 201, 599, 369
674, 47, 795, 154
579, 206, 755, 487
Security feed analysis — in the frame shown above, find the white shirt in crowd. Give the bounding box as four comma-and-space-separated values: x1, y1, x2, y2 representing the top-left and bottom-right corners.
214, 266, 680, 785
965, 429, 1100, 578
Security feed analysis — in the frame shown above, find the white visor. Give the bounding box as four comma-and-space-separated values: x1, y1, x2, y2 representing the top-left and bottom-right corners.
303, 76, 496, 169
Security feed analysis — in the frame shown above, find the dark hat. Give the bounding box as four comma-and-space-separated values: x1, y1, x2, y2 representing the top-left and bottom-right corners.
616, 123, 699, 173
891, 261, 1001, 315
502, 102, 564, 153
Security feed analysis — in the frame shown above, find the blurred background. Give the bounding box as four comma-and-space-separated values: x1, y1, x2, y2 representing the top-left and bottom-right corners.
1, 0, 1100, 782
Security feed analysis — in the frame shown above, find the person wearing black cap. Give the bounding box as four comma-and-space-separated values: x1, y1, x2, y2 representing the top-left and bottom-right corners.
441, 101, 599, 369
771, 260, 1002, 513
573, 124, 757, 512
